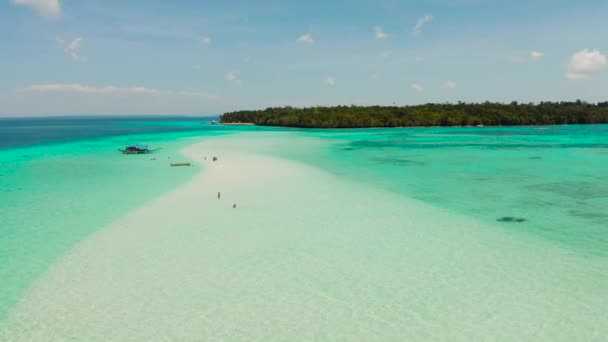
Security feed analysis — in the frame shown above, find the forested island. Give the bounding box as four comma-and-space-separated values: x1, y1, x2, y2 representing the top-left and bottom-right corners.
220, 101, 608, 128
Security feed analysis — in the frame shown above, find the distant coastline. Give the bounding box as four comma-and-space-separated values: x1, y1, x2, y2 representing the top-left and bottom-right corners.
221, 122, 255, 126
220, 101, 608, 128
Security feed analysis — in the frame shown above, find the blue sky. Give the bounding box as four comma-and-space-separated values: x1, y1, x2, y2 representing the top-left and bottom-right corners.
1, 0, 608, 116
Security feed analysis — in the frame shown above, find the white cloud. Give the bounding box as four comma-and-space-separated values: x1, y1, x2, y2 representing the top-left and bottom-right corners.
297, 33, 314, 44
24, 84, 133, 95
12, 0, 60, 19
65, 38, 84, 61
373, 26, 388, 40
511, 51, 544, 64
412, 15, 433, 35
411, 83, 424, 92
325, 76, 335, 87
56, 36, 86, 62
201, 36, 211, 45
379, 50, 393, 59
226, 71, 242, 85
226, 71, 238, 81
566, 49, 607, 80
17, 84, 220, 99
441, 81, 457, 89
171, 90, 220, 98
530, 51, 544, 61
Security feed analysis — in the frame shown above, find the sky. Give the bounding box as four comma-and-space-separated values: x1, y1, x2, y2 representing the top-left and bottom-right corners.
1, 0, 608, 116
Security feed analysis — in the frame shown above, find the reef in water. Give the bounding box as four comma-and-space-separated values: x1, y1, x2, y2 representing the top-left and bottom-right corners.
497, 216, 526, 223
370, 156, 424, 166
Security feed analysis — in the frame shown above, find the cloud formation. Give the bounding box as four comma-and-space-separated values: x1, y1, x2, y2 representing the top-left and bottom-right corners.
379, 50, 393, 59
413, 15, 433, 35
56, 37, 86, 62
441, 81, 457, 89
17, 84, 220, 99
12, 0, 60, 19
565, 49, 607, 80
511, 51, 545, 64
411, 83, 424, 92
325, 76, 336, 87
373, 26, 388, 40
530, 51, 544, 61
226, 71, 242, 85
296, 33, 314, 44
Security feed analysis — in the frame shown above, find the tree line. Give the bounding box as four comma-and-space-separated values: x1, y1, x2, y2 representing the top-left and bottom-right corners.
220, 101, 608, 128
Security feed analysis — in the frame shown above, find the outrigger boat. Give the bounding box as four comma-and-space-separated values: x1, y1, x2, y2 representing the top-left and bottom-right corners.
119, 144, 158, 154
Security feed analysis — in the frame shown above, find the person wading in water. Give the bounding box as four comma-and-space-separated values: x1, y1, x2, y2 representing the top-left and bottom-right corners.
217, 192, 221, 199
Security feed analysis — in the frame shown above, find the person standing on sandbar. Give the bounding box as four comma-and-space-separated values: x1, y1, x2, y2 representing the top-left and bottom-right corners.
217, 192, 221, 199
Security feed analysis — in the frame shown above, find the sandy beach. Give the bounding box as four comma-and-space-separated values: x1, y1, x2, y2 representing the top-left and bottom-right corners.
221, 122, 256, 126
1, 134, 606, 341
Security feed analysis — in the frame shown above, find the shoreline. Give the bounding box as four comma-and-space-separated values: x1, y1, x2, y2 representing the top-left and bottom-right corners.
219, 122, 608, 129
2, 134, 606, 340
0, 131, 202, 320
220, 122, 255, 126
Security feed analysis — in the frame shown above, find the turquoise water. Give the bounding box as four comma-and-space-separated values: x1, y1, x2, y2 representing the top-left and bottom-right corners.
0, 117, 256, 317
278, 125, 608, 256
1, 119, 607, 338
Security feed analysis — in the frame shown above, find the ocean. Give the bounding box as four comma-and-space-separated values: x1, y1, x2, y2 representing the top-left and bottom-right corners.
1, 117, 607, 339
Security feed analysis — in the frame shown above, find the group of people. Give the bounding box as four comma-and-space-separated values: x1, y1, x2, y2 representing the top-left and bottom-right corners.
207, 157, 235, 208
217, 192, 237, 208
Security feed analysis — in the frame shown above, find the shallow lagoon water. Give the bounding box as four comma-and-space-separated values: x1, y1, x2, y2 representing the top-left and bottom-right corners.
0, 133, 202, 317
1, 118, 607, 339
278, 125, 608, 256
0, 117, 244, 317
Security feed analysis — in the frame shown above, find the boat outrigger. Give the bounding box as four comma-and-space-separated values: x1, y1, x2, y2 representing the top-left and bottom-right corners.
119, 144, 158, 154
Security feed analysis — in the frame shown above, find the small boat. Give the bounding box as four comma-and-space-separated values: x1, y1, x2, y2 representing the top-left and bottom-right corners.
170, 162, 191, 167
119, 144, 156, 154
211, 120, 218, 125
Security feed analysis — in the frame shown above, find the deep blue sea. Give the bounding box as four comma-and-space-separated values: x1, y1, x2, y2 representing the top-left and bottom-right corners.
0, 116, 224, 149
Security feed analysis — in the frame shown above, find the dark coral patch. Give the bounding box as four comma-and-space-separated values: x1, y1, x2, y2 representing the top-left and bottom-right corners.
497, 216, 526, 223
